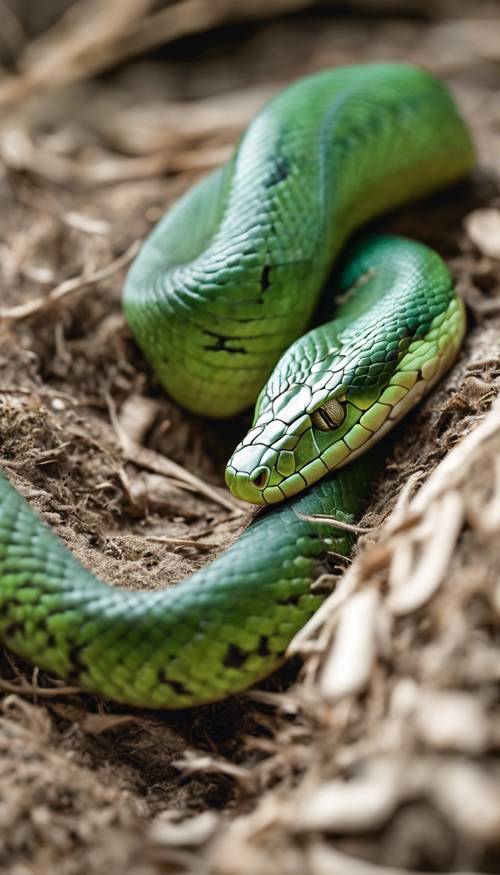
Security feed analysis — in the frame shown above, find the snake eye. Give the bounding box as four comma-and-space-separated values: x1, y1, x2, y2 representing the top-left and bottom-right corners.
310, 398, 345, 431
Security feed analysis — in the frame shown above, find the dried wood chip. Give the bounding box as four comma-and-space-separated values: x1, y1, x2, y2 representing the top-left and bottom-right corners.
388, 490, 464, 616
320, 588, 380, 701
293, 759, 402, 833
414, 690, 489, 754
149, 810, 218, 847
118, 394, 159, 447
465, 208, 500, 260
126, 472, 203, 518
63, 211, 111, 235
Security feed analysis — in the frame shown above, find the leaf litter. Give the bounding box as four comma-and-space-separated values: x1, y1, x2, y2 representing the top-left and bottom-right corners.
0, 1, 499, 873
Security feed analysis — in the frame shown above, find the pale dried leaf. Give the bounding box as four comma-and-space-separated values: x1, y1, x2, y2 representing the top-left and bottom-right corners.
320, 588, 380, 700
465, 208, 500, 259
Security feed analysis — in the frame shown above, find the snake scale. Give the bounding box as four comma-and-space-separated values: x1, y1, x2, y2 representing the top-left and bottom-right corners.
0, 64, 473, 707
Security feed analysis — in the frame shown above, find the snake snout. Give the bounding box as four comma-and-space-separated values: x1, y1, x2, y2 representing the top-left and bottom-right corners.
225, 444, 275, 504
225, 466, 270, 504
249, 467, 270, 490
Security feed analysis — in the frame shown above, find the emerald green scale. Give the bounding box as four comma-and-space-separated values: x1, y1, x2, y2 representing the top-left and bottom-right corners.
124, 63, 472, 417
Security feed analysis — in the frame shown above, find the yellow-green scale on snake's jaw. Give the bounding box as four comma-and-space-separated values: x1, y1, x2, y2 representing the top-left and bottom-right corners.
226, 235, 466, 505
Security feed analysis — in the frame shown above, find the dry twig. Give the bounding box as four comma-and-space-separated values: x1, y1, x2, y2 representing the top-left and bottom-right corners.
0, 241, 140, 321
108, 392, 245, 515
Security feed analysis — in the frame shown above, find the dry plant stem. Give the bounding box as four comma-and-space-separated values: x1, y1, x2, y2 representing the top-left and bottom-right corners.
0, 85, 275, 188
0, 119, 233, 186
142, 535, 218, 552
0, 0, 156, 104
0, 678, 81, 698
0, 0, 316, 109
108, 393, 245, 516
108, 86, 277, 154
173, 753, 254, 787
0, 241, 141, 321
384, 469, 423, 526
297, 511, 377, 533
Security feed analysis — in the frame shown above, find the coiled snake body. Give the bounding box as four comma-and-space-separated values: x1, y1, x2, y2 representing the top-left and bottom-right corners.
0, 64, 473, 707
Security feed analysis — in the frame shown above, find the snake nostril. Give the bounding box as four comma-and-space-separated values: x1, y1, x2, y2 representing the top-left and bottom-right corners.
250, 467, 269, 490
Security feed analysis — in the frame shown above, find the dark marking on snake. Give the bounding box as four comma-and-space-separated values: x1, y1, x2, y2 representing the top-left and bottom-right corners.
265, 156, 290, 188
158, 671, 189, 696
1, 620, 25, 640
257, 635, 270, 657
66, 644, 89, 682
260, 265, 271, 292
276, 594, 301, 607
203, 332, 246, 354
223, 643, 248, 668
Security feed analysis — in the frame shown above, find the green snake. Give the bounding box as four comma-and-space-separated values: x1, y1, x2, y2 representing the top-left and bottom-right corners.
0, 64, 473, 708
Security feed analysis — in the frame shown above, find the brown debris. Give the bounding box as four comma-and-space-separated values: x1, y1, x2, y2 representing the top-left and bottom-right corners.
465, 208, 500, 261
0, 2, 500, 874
0, 240, 140, 320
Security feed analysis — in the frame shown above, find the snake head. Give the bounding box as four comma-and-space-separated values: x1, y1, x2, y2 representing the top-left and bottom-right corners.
225, 346, 379, 504
225, 380, 350, 505
225, 277, 465, 505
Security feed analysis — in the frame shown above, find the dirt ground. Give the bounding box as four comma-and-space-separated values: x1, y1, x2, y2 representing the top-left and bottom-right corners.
0, 2, 499, 873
